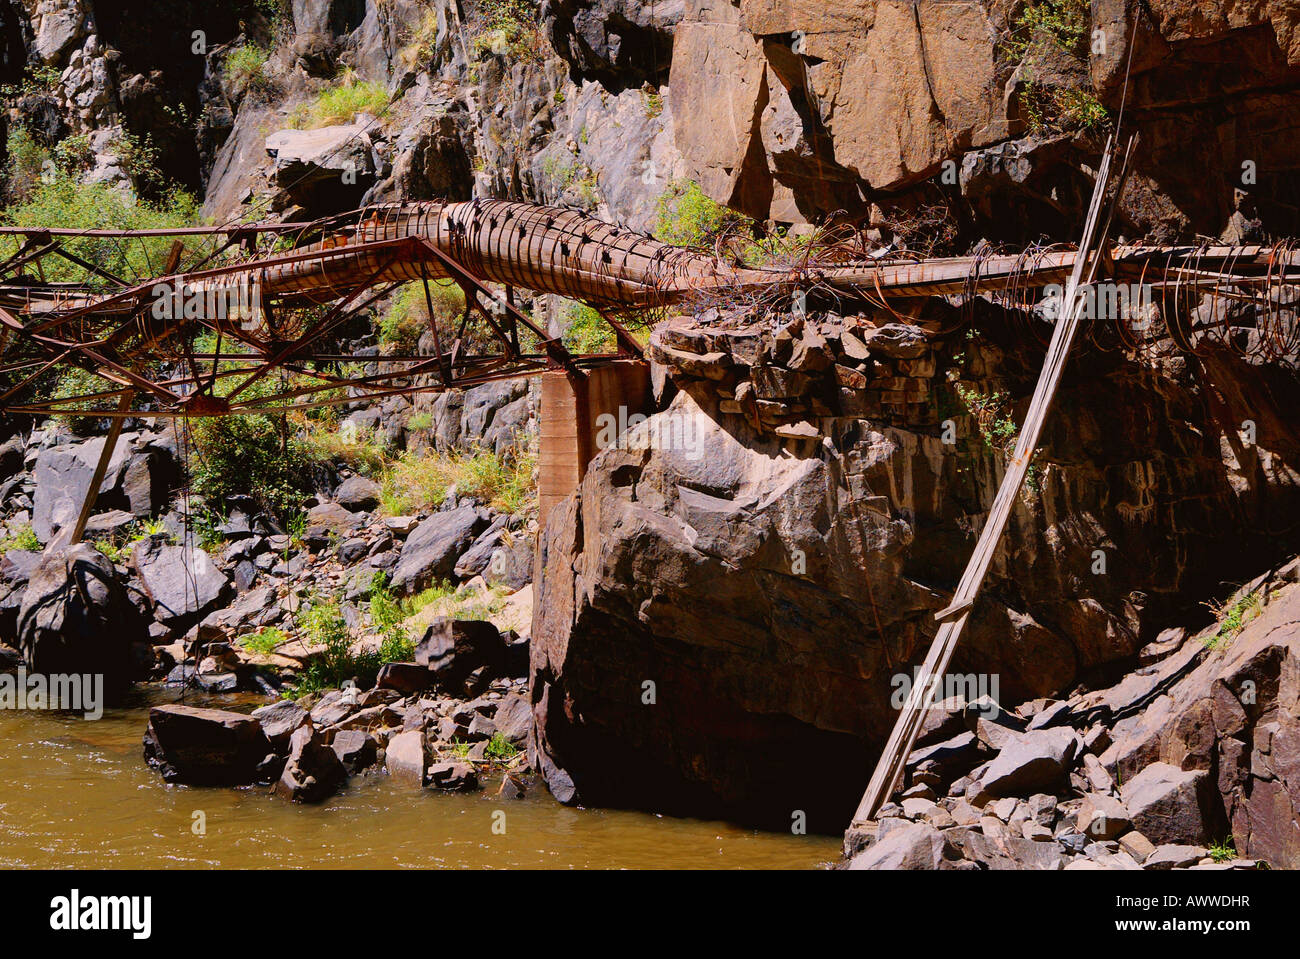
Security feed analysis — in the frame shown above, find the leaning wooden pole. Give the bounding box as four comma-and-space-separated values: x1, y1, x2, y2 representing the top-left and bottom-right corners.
851, 137, 1127, 826
67, 389, 136, 545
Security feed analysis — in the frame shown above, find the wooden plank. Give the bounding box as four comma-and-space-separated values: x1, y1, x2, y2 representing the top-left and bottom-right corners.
850, 138, 1127, 825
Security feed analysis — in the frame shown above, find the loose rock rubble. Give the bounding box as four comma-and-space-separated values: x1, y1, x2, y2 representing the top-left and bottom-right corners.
843, 562, 1300, 869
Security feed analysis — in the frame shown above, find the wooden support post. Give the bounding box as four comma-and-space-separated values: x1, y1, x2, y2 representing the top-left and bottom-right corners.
67, 390, 136, 545
850, 138, 1128, 826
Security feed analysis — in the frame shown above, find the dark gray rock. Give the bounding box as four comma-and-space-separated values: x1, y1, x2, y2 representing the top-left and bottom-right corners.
981, 728, 1078, 797
1121, 763, 1223, 846
16, 544, 136, 696
131, 535, 229, 629
389, 506, 489, 594
335, 476, 381, 512
415, 617, 506, 690
142, 704, 273, 786
426, 760, 478, 792
275, 722, 347, 802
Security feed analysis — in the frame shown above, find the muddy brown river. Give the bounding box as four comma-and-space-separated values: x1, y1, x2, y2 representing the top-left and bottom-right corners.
0, 688, 839, 869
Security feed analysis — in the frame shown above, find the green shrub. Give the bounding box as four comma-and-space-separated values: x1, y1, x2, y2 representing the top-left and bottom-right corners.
0, 524, 40, 552
469, 0, 544, 62
654, 179, 752, 248
189, 379, 314, 519
378, 444, 535, 516
2, 127, 51, 203
378, 280, 465, 353
0, 172, 198, 286
289, 598, 368, 696
560, 301, 615, 354
484, 731, 519, 760
241, 626, 288, 656
225, 45, 271, 96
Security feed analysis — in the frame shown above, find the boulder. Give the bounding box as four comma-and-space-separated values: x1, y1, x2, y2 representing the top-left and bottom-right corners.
274, 722, 347, 803
1077, 794, 1133, 841
331, 729, 379, 774
251, 699, 309, 750
131, 536, 229, 629
415, 617, 506, 690
1121, 763, 1222, 846
142, 704, 273, 785
493, 692, 531, 744
376, 661, 432, 695
385, 729, 426, 787
426, 761, 478, 792
846, 821, 952, 870
389, 506, 489, 594
1143, 844, 1208, 870
265, 123, 375, 216
979, 728, 1078, 798
31, 433, 177, 542
334, 476, 381, 512
16, 544, 136, 696
305, 501, 359, 533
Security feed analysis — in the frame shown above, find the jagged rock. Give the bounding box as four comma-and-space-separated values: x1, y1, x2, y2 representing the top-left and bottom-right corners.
389, 506, 489, 594
31, 432, 177, 542
335, 476, 381, 512
274, 723, 347, 803
1077, 794, 1132, 841
1121, 763, 1221, 846
1118, 831, 1156, 863
265, 123, 376, 216
376, 661, 432, 695
131, 536, 229, 629
427, 760, 478, 792
1143, 844, 1208, 871
332, 728, 379, 774
305, 501, 360, 533
415, 617, 505, 691
493, 692, 531, 744
251, 699, 309, 750
142, 704, 272, 786
16, 544, 136, 696
980, 728, 1078, 797
454, 522, 507, 580
846, 821, 953, 870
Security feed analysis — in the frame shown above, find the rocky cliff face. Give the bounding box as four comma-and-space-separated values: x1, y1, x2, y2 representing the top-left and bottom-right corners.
531, 309, 1300, 830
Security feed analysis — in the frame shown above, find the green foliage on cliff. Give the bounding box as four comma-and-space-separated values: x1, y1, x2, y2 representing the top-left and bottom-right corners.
378, 280, 466, 353
560, 301, 615, 354
469, 0, 545, 62
225, 45, 272, 96
0, 164, 198, 284
291, 76, 389, 128
654, 179, 752, 249
1002, 0, 1110, 135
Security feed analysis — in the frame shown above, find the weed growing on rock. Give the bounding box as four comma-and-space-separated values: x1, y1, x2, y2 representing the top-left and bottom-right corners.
1202, 589, 1262, 650
291, 78, 389, 129
241, 626, 288, 656
0, 524, 40, 552
484, 731, 519, 760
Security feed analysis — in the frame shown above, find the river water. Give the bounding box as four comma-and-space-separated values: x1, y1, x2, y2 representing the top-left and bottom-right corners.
0, 688, 839, 869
